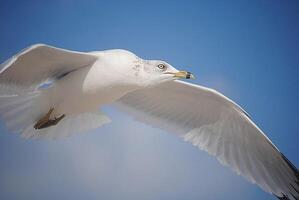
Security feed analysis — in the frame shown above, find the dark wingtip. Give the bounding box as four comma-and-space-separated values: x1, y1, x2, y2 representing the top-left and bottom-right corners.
186, 72, 191, 79
280, 153, 299, 180
274, 194, 289, 200
273, 153, 299, 200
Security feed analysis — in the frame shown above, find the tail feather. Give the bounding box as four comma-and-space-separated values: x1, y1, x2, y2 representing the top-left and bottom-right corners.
0, 92, 111, 139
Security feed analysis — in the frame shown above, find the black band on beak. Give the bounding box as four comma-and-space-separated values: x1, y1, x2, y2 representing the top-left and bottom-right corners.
186, 72, 192, 79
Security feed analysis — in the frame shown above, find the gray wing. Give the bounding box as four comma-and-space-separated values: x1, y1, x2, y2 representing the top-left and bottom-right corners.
115, 80, 299, 200
0, 44, 98, 94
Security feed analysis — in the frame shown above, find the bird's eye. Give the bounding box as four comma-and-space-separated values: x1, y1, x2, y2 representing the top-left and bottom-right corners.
157, 64, 166, 70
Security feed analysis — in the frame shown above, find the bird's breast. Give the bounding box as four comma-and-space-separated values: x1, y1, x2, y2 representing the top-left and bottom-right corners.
49, 65, 138, 115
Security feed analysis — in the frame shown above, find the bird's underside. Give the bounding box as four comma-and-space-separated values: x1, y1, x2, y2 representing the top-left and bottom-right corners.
0, 44, 298, 200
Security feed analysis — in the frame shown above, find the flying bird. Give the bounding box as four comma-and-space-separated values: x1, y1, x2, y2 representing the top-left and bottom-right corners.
0, 44, 298, 200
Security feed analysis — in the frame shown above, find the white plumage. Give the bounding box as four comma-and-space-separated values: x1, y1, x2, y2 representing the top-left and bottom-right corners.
0, 44, 298, 199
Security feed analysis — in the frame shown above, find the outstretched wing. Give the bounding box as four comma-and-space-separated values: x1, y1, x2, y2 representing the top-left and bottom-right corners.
0, 44, 98, 94
115, 80, 299, 200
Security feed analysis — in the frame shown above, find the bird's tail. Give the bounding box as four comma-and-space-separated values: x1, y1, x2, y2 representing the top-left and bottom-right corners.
0, 91, 111, 139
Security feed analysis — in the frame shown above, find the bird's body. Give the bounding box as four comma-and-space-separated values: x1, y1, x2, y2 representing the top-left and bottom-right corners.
0, 44, 298, 200
44, 50, 140, 116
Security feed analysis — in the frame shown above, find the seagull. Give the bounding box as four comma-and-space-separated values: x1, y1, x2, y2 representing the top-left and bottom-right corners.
0, 44, 298, 200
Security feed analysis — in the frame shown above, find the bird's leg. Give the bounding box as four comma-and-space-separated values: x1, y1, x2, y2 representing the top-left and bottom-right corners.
50, 114, 65, 126
34, 108, 65, 129
34, 108, 54, 129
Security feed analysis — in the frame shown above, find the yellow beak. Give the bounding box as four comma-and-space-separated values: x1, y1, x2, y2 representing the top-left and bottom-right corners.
165, 71, 195, 79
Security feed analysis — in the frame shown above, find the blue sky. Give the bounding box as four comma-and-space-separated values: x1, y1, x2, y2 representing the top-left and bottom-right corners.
0, 0, 298, 200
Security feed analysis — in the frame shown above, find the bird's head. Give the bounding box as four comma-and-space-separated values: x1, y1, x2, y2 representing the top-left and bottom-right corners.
97, 49, 195, 88
137, 59, 195, 87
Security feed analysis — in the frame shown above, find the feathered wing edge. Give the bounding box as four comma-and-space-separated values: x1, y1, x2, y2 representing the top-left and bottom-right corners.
115, 80, 299, 200
275, 154, 299, 199
0, 43, 98, 95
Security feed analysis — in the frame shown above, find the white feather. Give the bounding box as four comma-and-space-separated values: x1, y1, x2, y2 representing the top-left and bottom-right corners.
115, 80, 299, 199
0, 44, 98, 94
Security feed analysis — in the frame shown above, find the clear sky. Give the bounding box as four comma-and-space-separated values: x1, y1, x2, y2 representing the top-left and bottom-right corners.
0, 0, 298, 200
